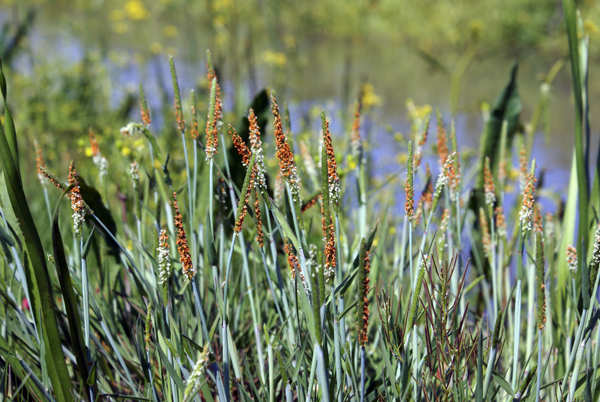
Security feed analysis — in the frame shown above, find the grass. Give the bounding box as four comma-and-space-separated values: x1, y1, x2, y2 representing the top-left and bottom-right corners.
0, 2, 599, 402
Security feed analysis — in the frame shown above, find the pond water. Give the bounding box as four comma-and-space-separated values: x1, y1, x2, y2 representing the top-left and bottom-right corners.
3, 4, 599, 213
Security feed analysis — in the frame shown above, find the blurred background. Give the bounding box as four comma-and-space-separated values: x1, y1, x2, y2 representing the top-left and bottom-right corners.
0, 0, 599, 198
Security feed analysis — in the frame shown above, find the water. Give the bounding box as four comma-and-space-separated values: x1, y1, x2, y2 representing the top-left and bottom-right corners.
3, 4, 600, 209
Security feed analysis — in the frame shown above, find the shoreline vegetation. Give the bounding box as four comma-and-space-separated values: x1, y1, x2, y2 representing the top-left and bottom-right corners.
0, 0, 599, 401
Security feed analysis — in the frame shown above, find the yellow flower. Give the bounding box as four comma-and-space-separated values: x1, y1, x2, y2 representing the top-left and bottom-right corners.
164, 25, 178, 37
85, 147, 93, 157
361, 83, 382, 108
150, 42, 163, 54
584, 20, 599, 34
125, 0, 149, 21
121, 146, 132, 156
110, 9, 125, 21
346, 155, 357, 170
262, 50, 287, 68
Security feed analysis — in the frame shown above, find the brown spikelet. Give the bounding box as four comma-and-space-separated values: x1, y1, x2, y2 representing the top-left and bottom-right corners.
89, 128, 100, 157
320, 200, 337, 281
495, 206, 507, 238
140, 86, 151, 126
230, 125, 250, 167
234, 164, 257, 233
414, 117, 430, 171
479, 208, 491, 258
68, 161, 86, 234
272, 93, 296, 180
284, 239, 301, 282
484, 157, 496, 205
170, 191, 195, 280
205, 83, 221, 158
322, 116, 340, 207
302, 193, 321, 213
533, 205, 543, 234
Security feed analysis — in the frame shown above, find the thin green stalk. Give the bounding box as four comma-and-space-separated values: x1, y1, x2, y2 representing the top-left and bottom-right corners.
536, 331, 542, 402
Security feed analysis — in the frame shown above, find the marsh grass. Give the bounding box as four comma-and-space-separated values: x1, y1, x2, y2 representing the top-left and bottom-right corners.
0, 2, 599, 402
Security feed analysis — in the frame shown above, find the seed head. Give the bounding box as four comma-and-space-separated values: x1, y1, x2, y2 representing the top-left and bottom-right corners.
169, 56, 185, 133
479, 208, 491, 259
484, 157, 496, 206
157, 228, 172, 286
302, 193, 321, 213
272, 92, 301, 199
68, 161, 85, 236
205, 77, 220, 161
535, 232, 546, 330
518, 162, 537, 237
357, 240, 371, 347
566, 245, 577, 272
495, 206, 507, 239
170, 190, 195, 281
183, 344, 211, 402
248, 108, 268, 189
139, 84, 151, 126
322, 113, 340, 210
351, 100, 363, 161
230, 124, 250, 167
405, 141, 415, 220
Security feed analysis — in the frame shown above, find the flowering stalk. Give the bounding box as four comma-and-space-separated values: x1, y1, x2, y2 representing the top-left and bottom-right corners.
68, 161, 86, 237
357, 238, 371, 346
183, 344, 211, 402
272, 91, 303, 231
230, 124, 250, 167
351, 100, 363, 163
248, 108, 268, 192
479, 208, 491, 259
483, 157, 496, 207
519, 161, 537, 238
157, 228, 172, 301
169, 56, 185, 134
170, 188, 195, 281
234, 153, 258, 234
139, 84, 151, 127
320, 117, 336, 282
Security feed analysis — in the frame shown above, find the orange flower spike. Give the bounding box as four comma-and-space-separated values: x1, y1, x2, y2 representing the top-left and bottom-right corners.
139, 84, 151, 126
170, 190, 195, 281
68, 161, 86, 235
89, 128, 100, 158
351, 100, 363, 159
230, 125, 250, 167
